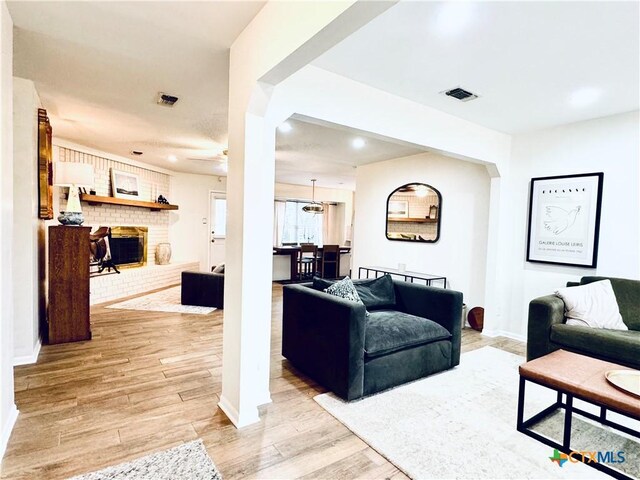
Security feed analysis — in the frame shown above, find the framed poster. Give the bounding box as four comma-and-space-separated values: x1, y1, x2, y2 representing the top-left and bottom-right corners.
37, 108, 53, 219
110, 169, 140, 200
387, 200, 409, 218
526, 172, 603, 268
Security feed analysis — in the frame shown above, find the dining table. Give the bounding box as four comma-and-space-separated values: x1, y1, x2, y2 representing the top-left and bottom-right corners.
273, 245, 351, 281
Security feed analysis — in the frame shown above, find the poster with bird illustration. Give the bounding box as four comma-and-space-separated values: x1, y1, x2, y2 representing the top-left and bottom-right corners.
527, 173, 603, 268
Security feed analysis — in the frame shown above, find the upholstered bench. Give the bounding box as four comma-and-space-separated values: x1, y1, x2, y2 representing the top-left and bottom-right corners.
181, 271, 224, 309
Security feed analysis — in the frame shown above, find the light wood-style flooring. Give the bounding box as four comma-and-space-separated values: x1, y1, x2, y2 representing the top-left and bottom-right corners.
2, 284, 524, 479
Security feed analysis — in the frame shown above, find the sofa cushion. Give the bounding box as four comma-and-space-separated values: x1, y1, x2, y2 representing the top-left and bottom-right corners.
550, 324, 640, 369
313, 275, 396, 310
580, 276, 640, 331
555, 280, 627, 330
352, 274, 396, 310
365, 310, 451, 358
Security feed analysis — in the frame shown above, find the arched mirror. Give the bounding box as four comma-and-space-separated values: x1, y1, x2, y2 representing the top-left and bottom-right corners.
386, 183, 441, 242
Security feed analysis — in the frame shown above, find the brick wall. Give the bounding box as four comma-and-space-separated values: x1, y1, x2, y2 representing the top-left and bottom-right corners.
56, 146, 171, 266
55, 146, 185, 302
90, 261, 199, 305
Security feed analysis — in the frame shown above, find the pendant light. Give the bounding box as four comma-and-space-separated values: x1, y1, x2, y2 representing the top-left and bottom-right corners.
302, 179, 324, 214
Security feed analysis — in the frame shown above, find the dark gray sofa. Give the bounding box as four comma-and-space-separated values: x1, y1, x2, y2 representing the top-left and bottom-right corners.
181, 271, 224, 309
527, 276, 640, 369
282, 277, 463, 401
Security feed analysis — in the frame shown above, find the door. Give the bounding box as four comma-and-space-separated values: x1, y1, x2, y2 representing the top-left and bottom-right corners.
209, 192, 226, 271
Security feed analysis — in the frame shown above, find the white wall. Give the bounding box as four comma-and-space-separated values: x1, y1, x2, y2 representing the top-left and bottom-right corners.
498, 111, 640, 338
0, 0, 17, 459
169, 175, 355, 271
353, 152, 491, 309
169, 173, 227, 271
12, 77, 41, 365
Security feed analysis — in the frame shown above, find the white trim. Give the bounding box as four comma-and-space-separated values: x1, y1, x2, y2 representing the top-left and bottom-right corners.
217, 395, 260, 429
481, 329, 528, 343
53, 138, 177, 176
13, 339, 41, 366
0, 404, 18, 460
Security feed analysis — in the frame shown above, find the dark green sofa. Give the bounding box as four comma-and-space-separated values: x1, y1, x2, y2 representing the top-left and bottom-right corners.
527, 276, 640, 369
282, 277, 463, 401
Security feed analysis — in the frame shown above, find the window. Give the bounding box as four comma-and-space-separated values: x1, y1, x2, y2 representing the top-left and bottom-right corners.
212, 197, 226, 237
282, 201, 323, 244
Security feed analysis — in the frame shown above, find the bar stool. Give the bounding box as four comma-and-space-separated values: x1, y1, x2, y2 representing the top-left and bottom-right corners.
298, 243, 318, 279
319, 244, 340, 279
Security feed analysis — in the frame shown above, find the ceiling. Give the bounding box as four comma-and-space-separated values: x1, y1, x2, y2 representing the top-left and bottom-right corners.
9, 1, 265, 175
313, 1, 640, 134
276, 116, 425, 190
11, 1, 638, 185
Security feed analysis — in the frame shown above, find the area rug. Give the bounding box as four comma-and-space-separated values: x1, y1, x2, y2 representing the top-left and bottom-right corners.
69, 440, 222, 480
107, 286, 216, 315
315, 347, 639, 479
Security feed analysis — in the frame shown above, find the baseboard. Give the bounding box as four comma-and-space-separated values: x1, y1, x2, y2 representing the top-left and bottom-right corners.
13, 339, 42, 366
218, 395, 260, 429
482, 329, 527, 343
0, 404, 18, 461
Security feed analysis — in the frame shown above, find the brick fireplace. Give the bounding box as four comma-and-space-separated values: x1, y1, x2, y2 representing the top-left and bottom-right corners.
55, 144, 198, 305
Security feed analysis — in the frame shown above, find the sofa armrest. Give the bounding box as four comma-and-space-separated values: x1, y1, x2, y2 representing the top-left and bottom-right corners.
393, 281, 463, 367
282, 284, 367, 400
527, 295, 565, 361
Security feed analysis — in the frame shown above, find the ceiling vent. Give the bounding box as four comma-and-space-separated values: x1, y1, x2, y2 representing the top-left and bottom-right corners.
130, 150, 143, 156
443, 87, 478, 102
157, 92, 179, 107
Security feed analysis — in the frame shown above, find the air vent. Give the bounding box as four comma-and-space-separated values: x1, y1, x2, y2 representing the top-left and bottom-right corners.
443, 87, 478, 102
157, 92, 179, 107
130, 150, 143, 156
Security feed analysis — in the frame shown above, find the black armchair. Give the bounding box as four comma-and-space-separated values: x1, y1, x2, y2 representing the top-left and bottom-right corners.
282, 279, 462, 401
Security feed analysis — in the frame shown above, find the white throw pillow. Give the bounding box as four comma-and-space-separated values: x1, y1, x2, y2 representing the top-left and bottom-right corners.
555, 280, 627, 330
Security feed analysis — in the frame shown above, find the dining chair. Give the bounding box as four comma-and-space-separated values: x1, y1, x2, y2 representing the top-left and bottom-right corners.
298, 243, 318, 279
319, 244, 340, 279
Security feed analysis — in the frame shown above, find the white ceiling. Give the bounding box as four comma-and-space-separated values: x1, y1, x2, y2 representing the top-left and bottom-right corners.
9, 1, 265, 175
276, 116, 425, 190
313, 1, 640, 134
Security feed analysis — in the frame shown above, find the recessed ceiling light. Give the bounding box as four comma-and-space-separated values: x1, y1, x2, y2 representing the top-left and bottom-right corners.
352, 137, 365, 149
434, 3, 476, 37
278, 121, 292, 133
167, 155, 178, 162
569, 87, 602, 108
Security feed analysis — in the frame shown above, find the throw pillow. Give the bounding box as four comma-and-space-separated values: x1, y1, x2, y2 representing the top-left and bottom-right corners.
353, 274, 396, 309
324, 276, 368, 314
212, 263, 225, 274
555, 279, 627, 330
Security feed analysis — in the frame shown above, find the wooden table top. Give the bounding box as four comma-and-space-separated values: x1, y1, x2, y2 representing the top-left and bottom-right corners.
519, 350, 640, 418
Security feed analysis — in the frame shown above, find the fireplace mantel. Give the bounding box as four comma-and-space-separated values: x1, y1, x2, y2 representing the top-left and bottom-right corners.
80, 193, 178, 211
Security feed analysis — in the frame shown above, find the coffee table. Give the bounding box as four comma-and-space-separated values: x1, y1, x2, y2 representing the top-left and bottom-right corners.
517, 350, 640, 480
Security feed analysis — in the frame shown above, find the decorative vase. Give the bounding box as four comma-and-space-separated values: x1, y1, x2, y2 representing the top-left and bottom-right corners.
155, 243, 172, 265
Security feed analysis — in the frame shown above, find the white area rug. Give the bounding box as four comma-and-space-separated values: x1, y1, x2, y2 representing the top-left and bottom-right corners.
69, 440, 222, 479
107, 286, 216, 315
315, 346, 639, 479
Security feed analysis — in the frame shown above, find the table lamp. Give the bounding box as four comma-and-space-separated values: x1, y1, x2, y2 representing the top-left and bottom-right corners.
54, 162, 94, 225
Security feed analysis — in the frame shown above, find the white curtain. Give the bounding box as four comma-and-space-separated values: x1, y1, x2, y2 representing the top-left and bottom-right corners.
273, 200, 286, 246
322, 203, 344, 245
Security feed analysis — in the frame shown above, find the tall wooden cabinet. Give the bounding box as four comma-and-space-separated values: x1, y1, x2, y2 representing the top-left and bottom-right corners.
47, 226, 91, 344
